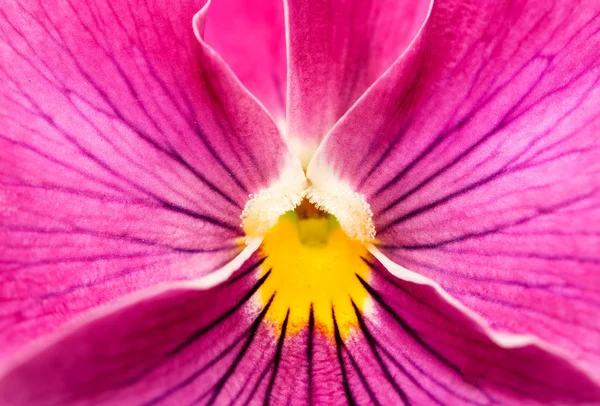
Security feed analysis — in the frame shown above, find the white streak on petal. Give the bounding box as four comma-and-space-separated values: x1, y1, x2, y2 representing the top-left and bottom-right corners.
241, 158, 307, 239
190, 237, 262, 288
368, 244, 551, 349
287, 135, 320, 170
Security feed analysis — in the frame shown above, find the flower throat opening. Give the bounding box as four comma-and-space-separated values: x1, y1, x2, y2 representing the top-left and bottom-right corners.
294, 199, 338, 246
258, 199, 372, 340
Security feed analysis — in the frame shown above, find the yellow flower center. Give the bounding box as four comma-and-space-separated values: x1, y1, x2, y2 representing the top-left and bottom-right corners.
258, 200, 371, 340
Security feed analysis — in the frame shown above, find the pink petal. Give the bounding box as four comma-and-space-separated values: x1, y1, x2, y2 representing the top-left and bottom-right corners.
343, 256, 600, 404
204, 0, 286, 122
0, 0, 297, 355
2, 254, 598, 405
0, 255, 269, 405
285, 0, 430, 165
308, 0, 600, 378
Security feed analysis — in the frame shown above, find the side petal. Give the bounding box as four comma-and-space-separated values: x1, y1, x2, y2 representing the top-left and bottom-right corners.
343, 254, 600, 405
308, 0, 600, 377
0, 254, 269, 405
204, 0, 287, 122
0, 0, 303, 354
285, 0, 430, 166
2, 254, 598, 405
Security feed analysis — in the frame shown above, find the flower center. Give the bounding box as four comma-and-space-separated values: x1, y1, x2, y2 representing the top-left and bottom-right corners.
258, 200, 371, 340
241, 161, 376, 244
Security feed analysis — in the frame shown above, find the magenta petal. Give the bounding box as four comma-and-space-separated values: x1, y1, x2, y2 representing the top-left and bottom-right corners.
0, 255, 328, 405
285, 0, 429, 165
342, 257, 600, 404
0, 0, 298, 354
0, 255, 268, 405
204, 0, 286, 121
2, 255, 598, 405
308, 0, 600, 377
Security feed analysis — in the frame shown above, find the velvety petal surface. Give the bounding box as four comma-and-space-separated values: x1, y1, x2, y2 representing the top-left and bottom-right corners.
308, 0, 600, 378
204, 0, 287, 122
0, 0, 300, 354
285, 0, 430, 166
1, 254, 598, 405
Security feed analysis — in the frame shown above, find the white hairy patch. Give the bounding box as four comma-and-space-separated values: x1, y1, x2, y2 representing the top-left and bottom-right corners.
242, 155, 375, 243
306, 161, 376, 243
241, 159, 307, 240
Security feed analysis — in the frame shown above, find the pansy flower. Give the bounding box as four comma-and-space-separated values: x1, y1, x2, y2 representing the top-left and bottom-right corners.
1, 0, 599, 404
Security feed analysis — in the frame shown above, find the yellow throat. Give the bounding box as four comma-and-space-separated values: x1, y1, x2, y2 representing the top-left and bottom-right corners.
258, 201, 371, 340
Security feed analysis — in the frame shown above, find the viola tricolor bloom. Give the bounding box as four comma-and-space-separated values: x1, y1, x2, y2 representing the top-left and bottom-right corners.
1, 0, 599, 404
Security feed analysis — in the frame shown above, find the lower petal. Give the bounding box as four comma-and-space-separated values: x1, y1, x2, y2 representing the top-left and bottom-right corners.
1, 253, 598, 405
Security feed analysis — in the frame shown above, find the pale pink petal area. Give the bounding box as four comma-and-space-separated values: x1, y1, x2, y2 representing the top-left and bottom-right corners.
308, 0, 600, 377
285, 0, 430, 165
2, 254, 599, 405
204, 0, 287, 122
0, 0, 300, 355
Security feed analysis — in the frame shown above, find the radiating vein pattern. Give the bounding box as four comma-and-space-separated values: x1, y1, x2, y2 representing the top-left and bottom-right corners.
308, 0, 600, 379
1, 255, 598, 405
0, 0, 293, 354
2, 0, 600, 404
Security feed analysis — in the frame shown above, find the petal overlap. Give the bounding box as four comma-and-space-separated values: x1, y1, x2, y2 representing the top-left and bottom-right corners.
285, 0, 430, 165
1, 255, 597, 405
0, 0, 301, 355
308, 0, 600, 378
204, 0, 287, 122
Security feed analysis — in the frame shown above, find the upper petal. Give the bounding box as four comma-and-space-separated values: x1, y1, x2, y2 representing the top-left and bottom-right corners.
0, 0, 302, 355
307, 0, 600, 378
285, 0, 430, 166
204, 0, 287, 122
